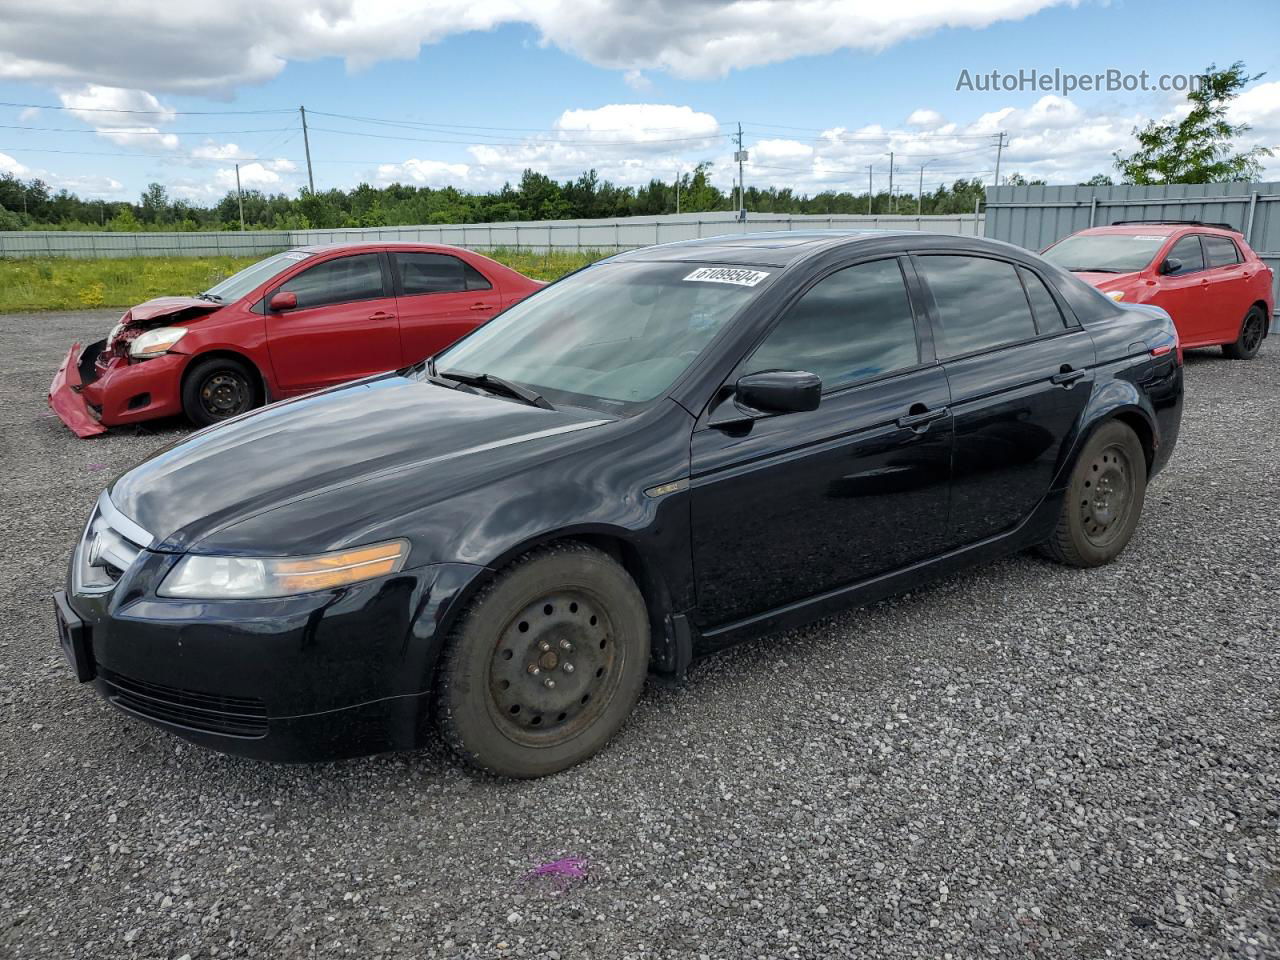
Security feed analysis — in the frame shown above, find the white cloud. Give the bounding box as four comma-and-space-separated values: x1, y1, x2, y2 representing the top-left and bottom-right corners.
58, 84, 180, 149
0, 151, 30, 177
906, 108, 944, 128
375, 158, 474, 187
623, 69, 651, 91
0, 0, 1074, 94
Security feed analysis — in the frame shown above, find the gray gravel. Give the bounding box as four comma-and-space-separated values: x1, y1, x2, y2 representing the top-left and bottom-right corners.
1, 309, 1278, 960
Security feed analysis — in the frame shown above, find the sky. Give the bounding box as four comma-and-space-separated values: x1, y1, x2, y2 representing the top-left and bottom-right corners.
0, 0, 1278, 206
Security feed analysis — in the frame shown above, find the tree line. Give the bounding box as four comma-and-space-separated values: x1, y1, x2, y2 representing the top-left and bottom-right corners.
0, 164, 994, 233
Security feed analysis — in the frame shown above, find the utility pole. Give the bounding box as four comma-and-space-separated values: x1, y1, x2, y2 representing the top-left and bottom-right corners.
867, 165, 873, 215
993, 131, 1006, 188
732, 122, 748, 221
917, 159, 937, 217
235, 163, 245, 231
675, 168, 681, 215
888, 151, 894, 215
300, 105, 315, 193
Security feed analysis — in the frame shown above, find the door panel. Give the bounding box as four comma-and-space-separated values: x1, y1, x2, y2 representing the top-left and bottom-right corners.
391, 252, 500, 363
943, 330, 1096, 546
1202, 235, 1249, 342
265, 253, 401, 393
690, 365, 953, 628
1155, 235, 1214, 344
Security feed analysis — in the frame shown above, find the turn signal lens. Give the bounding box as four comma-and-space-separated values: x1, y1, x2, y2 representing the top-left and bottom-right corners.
1105, 290, 1126, 302
159, 540, 409, 599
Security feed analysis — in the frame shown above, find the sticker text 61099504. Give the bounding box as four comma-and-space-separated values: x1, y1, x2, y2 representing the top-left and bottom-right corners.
683, 267, 770, 287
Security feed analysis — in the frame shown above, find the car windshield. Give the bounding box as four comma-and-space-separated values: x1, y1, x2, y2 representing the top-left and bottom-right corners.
1041, 233, 1169, 273
431, 260, 774, 414
200, 251, 314, 302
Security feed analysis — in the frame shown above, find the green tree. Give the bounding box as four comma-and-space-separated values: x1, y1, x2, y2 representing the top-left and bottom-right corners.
1115, 61, 1272, 184
1080, 173, 1115, 187
140, 182, 170, 224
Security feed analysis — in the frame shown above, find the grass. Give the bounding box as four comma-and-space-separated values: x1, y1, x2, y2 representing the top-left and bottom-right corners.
0, 248, 609, 312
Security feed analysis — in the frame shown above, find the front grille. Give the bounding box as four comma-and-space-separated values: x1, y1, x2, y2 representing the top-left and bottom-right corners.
74, 492, 151, 593
102, 669, 268, 738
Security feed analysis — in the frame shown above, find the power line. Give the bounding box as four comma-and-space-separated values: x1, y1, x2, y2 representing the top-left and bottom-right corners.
306, 125, 724, 147
0, 100, 294, 116
0, 123, 297, 136
309, 110, 732, 136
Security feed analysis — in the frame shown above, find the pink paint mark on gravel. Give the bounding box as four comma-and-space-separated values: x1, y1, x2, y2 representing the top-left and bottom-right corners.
524, 857, 588, 885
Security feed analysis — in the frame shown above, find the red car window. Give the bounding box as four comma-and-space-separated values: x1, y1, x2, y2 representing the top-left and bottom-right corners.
1166, 235, 1205, 273
394, 252, 492, 295
281, 254, 387, 309
1204, 235, 1242, 267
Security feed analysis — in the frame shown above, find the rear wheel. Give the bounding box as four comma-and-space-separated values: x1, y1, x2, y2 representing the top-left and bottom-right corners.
181, 356, 260, 427
435, 542, 649, 778
1041, 421, 1147, 568
1223, 306, 1267, 360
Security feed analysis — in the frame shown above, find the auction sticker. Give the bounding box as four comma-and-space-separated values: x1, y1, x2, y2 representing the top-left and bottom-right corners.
683, 267, 770, 287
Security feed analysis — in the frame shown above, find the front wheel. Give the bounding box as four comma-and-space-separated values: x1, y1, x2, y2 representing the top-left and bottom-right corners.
181, 356, 260, 427
1223, 306, 1267, 360
435, 542, 650, 778
1041, 421, 1148, 568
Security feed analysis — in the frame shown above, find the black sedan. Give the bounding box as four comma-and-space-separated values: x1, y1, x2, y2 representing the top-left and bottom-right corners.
55, 231, 1183, 777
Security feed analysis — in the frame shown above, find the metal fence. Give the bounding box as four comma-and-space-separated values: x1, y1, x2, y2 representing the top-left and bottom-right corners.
984, 182, 1280, 317
0, 211, 984, 260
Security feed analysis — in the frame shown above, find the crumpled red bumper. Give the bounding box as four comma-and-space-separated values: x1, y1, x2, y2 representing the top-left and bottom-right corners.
49, 343, 107, 438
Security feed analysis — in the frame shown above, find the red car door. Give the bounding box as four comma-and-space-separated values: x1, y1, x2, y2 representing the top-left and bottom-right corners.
389, 251, 501, 363
265, 252, 401, 394
1153, 234, 1215, 345
1201, 234, 1250, 342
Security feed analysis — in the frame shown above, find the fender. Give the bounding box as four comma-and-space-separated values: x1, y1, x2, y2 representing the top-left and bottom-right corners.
1051, 377, 1158, 492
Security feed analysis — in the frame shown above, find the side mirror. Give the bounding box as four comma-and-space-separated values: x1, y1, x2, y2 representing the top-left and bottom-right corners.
269, 291, 298, 312
1159, 257, 1183, 276
735, 370, 822, 414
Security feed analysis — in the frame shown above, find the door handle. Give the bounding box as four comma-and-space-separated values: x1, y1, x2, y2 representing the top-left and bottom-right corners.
469, 302, 494, 311
1051, 368, 1086, 387
368, 310, 395, 320
896, 405, 949, 431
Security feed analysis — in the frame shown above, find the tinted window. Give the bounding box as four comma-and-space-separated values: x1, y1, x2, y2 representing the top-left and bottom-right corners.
1019, 266, 1067, 332
917, 256, 1037, 357
1204, 235, 1241, 268
279, 254, 385, 309
1166, 235, 1204, 273
746, 259, 919, 392
395, 253, 492, 295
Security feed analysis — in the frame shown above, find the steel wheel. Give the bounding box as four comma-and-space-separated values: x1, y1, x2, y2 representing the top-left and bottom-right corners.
198, 371, 252, 419
486, 589, 623, 747
1078, 443, 1135, 548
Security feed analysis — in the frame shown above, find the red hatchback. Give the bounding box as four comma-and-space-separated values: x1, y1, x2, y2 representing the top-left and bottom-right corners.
49, 243, 544, 437
1042, 221, 1274, 359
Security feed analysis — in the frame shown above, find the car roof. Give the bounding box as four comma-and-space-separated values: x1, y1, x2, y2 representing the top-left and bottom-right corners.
608, 229, 1016, 268
292, 240, 471, 254
1072, 223, 1242, 239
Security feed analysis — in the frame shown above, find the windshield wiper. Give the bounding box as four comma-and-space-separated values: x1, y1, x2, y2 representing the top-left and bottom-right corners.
195, 292, 223, 302
439, 369, 554, 410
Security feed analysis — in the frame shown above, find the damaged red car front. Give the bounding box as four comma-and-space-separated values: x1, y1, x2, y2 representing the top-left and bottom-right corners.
49, 297, 221, 438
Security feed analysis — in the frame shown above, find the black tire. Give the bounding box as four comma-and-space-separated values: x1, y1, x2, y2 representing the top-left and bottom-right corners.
1041, 420, 1147, 568
181, 356, 260, 428
1223, 306, 1267, 360
435, 542, 649, 778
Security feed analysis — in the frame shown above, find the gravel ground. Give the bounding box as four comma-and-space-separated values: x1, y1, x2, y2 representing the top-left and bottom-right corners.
1, 309, 1278, 960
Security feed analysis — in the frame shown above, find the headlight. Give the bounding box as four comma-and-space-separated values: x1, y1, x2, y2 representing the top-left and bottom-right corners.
1105, 290, 1126, 302
129, 326, 188, 359
158, 540, 409, 599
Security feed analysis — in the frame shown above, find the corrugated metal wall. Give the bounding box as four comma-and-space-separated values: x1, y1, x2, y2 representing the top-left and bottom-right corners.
984, 182, 1280, 316
0, 212, 984, 260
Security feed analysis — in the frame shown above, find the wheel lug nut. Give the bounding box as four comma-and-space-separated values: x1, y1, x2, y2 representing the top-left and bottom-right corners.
559, 639, 573, 651
563, 662, 575, 674
527, 664, 540, 675
543, 678, 556, 689
539, 641, 551, 652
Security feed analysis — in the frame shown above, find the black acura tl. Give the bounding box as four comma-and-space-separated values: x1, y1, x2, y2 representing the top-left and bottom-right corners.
55, 231, 1183, 777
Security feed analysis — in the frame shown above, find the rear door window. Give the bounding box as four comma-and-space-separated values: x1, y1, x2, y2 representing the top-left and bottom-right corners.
1019, 266, 1067, 333
394, 252, 492, 295
278, 254, 387, 309
1166, 235, 1205, 274
1203, 235, 1242, 268
916, 255, 1038, 357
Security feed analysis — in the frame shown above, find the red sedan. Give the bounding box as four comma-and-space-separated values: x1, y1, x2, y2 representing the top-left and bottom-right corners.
1041, 221, 1274, 359
49, 243, 545, 437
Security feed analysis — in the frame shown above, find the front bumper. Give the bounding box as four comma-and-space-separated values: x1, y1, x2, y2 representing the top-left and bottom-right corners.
48, 339, 187, 438
58, 555, 485, 762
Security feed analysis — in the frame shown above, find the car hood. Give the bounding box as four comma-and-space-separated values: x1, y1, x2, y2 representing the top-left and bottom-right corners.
127, 296, 224, 323
109, 374, 611, 553
1072, 270, 1140, 289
